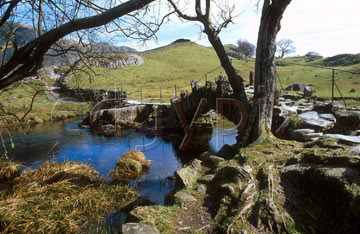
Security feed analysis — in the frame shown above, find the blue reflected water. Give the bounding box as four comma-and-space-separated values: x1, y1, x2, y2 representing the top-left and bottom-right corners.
3, 119, 236, 204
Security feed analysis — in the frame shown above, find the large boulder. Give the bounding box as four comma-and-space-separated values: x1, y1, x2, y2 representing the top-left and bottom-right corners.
333, 110, 360, 132
216, 144, 237, 160
125, 54, 144, 66
324, 134, 360, 144
173, 191, 197, 201
285, 82, 307, 91
280, 163, 360, 233
290, 129, 323, 142
313, 102, 346, 113
298, 111, 335, 131
175, 159, 202, 187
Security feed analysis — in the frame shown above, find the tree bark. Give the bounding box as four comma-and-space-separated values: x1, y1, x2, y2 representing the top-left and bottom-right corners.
0, 0, 155, 90
240, 0, 291, 146
203, 26, 248, 107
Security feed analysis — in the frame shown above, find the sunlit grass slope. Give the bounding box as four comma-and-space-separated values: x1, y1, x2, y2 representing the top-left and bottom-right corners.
68, 42, 360, 102
276, 56, 360, 99
68, 42, 255, 102
0, 81, 90, 125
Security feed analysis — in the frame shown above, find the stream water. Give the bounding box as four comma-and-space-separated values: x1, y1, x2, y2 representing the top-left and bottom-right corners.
2, 119, 237, 205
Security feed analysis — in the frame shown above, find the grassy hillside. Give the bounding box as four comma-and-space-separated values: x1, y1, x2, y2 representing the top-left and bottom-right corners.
276, 56, 360, 99
68, 42, 255, 102
68, 42, 360, 102
1, 42, 359, 126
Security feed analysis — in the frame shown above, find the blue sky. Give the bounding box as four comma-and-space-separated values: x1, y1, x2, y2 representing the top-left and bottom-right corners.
119, 0, 360, 57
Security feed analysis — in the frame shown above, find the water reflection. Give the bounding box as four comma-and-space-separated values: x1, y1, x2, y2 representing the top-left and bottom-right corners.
2, 119, 236, 204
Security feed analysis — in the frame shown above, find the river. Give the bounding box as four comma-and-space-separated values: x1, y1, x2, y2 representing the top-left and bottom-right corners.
2, 119, 237, 205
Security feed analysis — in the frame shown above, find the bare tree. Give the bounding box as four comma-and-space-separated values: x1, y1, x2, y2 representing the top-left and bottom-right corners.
240, 0, 292, 146
167, 0, 292, 146
236, 39, 256, 59
0, 0, 169, 90
167, 0, 248, 106
277, 38, 296, 58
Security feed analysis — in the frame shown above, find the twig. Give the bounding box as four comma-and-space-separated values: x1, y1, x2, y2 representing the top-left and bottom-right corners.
195, 224, 210, 232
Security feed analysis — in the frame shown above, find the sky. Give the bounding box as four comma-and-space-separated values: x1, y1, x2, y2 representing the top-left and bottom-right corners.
119, 0, 360, 58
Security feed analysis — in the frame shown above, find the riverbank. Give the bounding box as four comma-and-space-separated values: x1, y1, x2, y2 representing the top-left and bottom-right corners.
0, 160, 137, 233
1, 125, 360, 233
124, 137, 360, 233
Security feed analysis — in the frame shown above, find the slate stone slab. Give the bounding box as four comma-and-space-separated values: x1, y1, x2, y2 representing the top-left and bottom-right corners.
325, 134, 360, 144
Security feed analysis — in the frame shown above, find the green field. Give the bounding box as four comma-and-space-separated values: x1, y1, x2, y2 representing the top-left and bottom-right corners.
0, 81, 90, 125
276, 56, 360, 99
1, 42, 359, 126
67, 42, 360, 102
67, 42, 254, 103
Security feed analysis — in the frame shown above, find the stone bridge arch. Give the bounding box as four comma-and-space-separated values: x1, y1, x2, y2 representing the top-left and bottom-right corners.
167, 76, 247, 131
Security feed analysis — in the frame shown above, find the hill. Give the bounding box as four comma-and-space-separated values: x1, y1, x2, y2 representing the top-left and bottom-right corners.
323, 53, 360, 67
276, 55, 360, 99
0, 23, 136, 66
68, 42, 255, 102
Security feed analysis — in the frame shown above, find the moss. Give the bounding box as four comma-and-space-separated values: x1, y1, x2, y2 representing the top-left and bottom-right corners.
135, 205, 180, 233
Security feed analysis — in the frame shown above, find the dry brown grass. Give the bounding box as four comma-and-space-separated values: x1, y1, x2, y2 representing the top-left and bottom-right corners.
122, 150, 151, 169
0, 161, 138, 234
0, 160, 20, 182
110, 150, 151, 180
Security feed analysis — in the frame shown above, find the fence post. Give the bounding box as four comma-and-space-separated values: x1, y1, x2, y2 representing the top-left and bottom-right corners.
332, 69, 335, 104
140, 87, 142, 104
160, 88, 162, 103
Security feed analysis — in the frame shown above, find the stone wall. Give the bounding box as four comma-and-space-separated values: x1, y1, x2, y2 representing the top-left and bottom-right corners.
56, 81, 127, 103
168, 76, 242, 125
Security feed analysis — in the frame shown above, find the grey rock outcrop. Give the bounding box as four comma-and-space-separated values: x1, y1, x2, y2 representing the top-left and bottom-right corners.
324, 134, 360, 144
280, 162, 360, 232
87, 54, 143, 69
175, 159, 202, 187
298, 111, 335, 131
173, 191, 197, 201
285, 82, 307, 91
290, 129, 323, 142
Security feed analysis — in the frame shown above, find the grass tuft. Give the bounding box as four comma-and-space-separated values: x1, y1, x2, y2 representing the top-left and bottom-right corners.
0, 160, 20, 182
110, 150, 151, 180
0, 161, 138, 234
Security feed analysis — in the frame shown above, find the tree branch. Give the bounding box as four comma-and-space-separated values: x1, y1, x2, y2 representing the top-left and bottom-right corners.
205, 0, 210, 20
0, 0, 21, 28
0, 0, 155, 90
168, 0, 199, 21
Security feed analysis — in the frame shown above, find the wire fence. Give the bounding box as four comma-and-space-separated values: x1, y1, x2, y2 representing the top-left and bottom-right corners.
276, 61, 360, 107
117, 65, 224, 104
109, 60, 360, 106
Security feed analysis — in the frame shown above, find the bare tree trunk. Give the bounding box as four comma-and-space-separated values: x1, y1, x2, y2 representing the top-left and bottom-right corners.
168, 0, 248, 107
240, 0, 291, 146
204, 26, 248, 106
